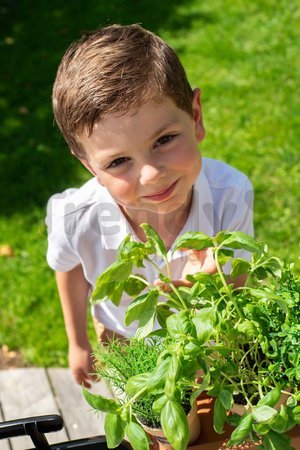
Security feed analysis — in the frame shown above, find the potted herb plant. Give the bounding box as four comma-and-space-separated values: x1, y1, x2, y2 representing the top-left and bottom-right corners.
84, 224, 300, 450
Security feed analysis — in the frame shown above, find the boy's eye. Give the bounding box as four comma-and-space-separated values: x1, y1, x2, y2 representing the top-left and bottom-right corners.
156, 135, 175, 146
107, 157, 130, 168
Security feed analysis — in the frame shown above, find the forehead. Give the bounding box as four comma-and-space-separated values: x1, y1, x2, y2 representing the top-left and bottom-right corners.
79, 96, 189, 153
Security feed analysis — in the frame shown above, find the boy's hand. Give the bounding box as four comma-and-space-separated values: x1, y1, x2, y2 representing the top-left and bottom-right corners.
68, 341, 97, 388
156, 248, 217, 290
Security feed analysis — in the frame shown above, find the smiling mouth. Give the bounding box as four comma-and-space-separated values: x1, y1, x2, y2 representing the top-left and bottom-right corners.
143, 180, 178, 201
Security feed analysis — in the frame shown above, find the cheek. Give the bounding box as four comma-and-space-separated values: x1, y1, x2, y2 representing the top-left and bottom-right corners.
100, 175, 135, 200
170, 143, 201, 170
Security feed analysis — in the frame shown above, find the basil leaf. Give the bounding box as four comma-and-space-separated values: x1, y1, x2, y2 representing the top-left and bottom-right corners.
83, 387, 120, 413
104, 413, 126, 447
219, 388, 233, 410
172, 231, 213, 253
92, 260, 133, 301
257, 384, 282, 408
140, 223, 167, 258
227, 413, 253, 446
161, 399, 189, 450
166, 310, 195, 339
252, 405, 277, 423
125, 373, 149, 397
125, 290, 158, 326
261, 430, 292, 450
216, 231, 261, 254
213, 397, 226, 434
125, 420, 150, 450
231, 258, 251, 279
192, 307, 215, 344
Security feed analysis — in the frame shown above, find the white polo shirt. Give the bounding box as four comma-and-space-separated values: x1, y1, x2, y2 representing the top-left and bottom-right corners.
46, 157, 254, 337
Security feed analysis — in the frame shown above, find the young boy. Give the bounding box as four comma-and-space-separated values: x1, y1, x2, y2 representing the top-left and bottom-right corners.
46, 24, 253, 387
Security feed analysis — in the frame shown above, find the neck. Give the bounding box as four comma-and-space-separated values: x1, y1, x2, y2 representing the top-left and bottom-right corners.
120, 191, 193, 250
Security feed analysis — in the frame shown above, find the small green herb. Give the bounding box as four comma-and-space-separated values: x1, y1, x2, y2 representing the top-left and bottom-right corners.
85, 225, 300, 450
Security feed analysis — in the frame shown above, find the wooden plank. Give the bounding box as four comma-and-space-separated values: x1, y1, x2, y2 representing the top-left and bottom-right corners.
0, 368, 67, 450
47, 368, 114, 439
0, 404, 11, 450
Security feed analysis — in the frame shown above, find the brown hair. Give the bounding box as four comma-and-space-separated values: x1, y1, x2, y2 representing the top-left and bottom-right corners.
52, 24, 193, 158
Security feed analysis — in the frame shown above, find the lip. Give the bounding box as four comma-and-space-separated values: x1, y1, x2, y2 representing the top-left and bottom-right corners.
143, 179, 178, 201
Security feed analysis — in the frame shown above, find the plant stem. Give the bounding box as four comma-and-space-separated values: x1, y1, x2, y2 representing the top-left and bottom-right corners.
130, 274, 152, 287
124, 385, 148, 407
146, 256, 187, 310
214, 246, 244, 320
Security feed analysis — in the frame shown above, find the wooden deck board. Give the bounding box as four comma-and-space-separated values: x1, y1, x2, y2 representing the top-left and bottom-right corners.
0, 368, 112, 449
0, 368, 68, 449
47, 368, 113, 439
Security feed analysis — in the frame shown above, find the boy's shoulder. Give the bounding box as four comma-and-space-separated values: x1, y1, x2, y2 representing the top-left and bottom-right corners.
202, 157, 251, 190
47, 177, 112, 219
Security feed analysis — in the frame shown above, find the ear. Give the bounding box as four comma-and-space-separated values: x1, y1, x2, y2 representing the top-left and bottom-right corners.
192, 88, 205, 143
71, 149, 101, 180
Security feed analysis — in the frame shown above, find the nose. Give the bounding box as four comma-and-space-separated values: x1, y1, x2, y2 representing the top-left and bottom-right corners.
139, 162, 167, 185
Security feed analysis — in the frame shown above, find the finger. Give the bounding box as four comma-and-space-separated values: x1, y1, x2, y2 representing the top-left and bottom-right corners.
154, 278, 193, 290
171, 279, 193, 288
73, 369, 92, 388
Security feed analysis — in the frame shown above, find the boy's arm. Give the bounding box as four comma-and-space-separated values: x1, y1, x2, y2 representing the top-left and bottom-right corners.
55, 264, 95, 388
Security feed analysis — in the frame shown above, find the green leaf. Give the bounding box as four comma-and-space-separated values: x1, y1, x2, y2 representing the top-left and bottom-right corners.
213, 397, 227, 434
104, 413, 126, 447
257, 384, 282, 408
109, 281, 125, 306
125, 373, 149, 397
92, 260, 133, 301
165, 354, 181, 399
216, 231, 262, 254
116, 234, 131, 259
157, 304, 173, 328
217, 248, 235, 266
252, 405, 277, 423
117, 238, 150, 267
125, 420, 150, 450
152, 394, 168, 414
136, 306, 157, 339
125, 291, 158, 326
227, 413, 254, 446
140, 223, 167, 258
236, 319, 258, 337
192, 307, 215, 344
219, 389, 233, 410
261, 430, 292, 450
293, 405, 300, 424
83, 387, 120, 413
190, 371, 211, 405
231, 258, 251, 279
161, 399, 189, 450
147, 358, 171, 394
172, 231, 213, 253
269, 411, 289, 434
124, 276, 147, 296
166, 310, 195, 339
253, 422, 271, 435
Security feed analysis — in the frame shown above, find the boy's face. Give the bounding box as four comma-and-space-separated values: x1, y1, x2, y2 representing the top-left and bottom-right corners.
78, 90, 205, 224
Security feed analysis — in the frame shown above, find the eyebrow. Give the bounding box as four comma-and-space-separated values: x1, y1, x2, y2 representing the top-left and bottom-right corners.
149, 119, 178, 141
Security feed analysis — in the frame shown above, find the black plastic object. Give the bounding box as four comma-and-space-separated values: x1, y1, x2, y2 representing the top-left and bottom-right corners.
46, 435, 130, 449
0, 414, 131, 450
0, 415, 63, 443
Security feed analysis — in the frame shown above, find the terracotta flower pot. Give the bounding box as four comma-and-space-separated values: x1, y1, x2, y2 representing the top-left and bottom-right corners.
231, 389, 292, 416
141, 405, 201, 450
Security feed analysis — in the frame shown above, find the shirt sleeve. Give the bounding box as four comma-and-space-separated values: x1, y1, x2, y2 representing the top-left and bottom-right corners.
45, 193, 81, 272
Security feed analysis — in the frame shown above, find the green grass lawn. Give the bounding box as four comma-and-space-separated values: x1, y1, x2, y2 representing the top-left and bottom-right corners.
1, 0, 299, 367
